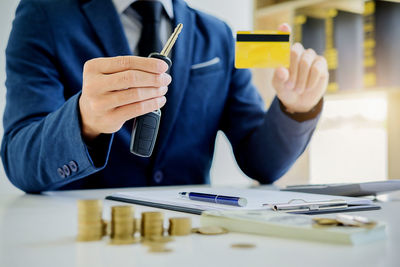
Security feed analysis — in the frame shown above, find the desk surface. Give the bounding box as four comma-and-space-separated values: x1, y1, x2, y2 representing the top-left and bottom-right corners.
0, 186, 399, 267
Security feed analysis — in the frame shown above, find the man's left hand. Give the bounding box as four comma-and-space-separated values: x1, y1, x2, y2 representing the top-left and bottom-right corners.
272, 23, 328, 113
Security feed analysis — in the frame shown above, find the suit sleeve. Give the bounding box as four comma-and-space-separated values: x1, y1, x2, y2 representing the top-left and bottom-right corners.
1, 0, 113, 193
219, 24, 321, 184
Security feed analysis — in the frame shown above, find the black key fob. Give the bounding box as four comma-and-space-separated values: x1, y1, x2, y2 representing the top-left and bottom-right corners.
130, 109, 161, 157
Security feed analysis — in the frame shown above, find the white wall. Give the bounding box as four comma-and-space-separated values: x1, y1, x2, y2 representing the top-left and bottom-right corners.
0, 0, 20, 193
0, 0, 254, 193
184, 0, 255, 186
185, 0, 254, 33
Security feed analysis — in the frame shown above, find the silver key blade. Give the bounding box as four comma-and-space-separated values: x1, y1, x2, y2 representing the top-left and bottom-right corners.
160, 23, 183, 57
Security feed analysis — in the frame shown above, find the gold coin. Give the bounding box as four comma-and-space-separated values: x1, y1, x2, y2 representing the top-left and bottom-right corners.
312, 217, 338, 226
231, 243, 256, 249
76, 234, 103, 242
109, 237, 139, 245
168, 217, 192, 236
77, 199, 102, 207
147, 243, 172, 253
142, 212, 164, 220
102, 220, 109, 236
142, 236, 174, 243
196, 226, 228, 235
111, 206, 134, 215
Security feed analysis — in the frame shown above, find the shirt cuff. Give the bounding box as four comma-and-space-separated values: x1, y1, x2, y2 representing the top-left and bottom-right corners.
278, 98, 324, 122
84, 133, 114, 168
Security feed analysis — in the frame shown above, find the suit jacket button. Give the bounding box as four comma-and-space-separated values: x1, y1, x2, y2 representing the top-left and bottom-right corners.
57, 168, 66, 178
68, 161, 78, 172
153, 171, 163, 183
63, 165, 71, 176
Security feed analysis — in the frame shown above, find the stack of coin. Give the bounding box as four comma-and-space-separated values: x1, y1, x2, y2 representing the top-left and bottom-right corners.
77, 199, 104, 242
168, 217, 192, 236
141, 212, 164, 238
110, 206, 137, 245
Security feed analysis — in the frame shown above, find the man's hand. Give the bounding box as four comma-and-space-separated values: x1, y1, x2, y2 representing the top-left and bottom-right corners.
272, 24, 328, 113
79, 56, 171, 141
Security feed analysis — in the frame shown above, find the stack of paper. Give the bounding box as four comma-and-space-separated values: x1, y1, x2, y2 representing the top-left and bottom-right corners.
200, 210, 386, 245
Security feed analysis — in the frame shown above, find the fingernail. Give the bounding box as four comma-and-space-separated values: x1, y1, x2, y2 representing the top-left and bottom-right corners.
158, 96, 166, 105
162, 73, 172, 84
161, 86, 168, 94
157, 60, 169, 72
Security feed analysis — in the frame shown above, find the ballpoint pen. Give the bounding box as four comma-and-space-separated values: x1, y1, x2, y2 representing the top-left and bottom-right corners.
178, 192, 247, 207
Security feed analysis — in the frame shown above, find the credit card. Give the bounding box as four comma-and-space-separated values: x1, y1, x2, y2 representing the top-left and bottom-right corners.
235, 31, 290, 69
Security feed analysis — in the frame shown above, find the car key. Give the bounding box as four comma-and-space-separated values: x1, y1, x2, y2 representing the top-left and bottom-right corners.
130, 23, 183, 157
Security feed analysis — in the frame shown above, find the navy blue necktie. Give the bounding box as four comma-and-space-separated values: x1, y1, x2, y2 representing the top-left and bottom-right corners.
131, 1, 163, 57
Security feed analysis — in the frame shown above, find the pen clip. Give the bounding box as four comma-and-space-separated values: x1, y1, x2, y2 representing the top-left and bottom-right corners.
263, 199, 348, 212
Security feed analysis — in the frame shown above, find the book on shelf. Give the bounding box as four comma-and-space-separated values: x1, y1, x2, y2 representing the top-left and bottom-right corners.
295, 8, 364, 93
375, 0, 400, 88
363, 0, 377, 88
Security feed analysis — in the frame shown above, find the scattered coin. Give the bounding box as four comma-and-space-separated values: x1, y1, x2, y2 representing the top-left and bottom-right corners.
195, 226, 228, 235
109, 237, 140, 245
312, 217, 338, 226
147, 243, 173, 253
231, 243, 256, 249
336, 214, 377, 228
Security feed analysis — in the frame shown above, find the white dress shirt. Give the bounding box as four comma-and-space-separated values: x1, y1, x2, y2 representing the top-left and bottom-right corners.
112, 0, 173, 55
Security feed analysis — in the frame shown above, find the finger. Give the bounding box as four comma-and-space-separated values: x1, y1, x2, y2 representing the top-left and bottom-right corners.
294, 48, 316, 94
84, 56, 169, 75
112, 96, 167, 122
278, 23, 291, 33
272, 67, 289, 92
105, 86, 168, 109
286, 43, 304, 90
307, 70, 329, 102
95, 70, 171, 92
305, 56, 328, 91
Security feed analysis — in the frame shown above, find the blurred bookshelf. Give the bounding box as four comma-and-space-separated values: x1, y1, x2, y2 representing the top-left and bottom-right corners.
252, 0, 400, 185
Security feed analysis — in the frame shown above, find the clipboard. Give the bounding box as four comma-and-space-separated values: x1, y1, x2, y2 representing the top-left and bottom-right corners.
105, 187, 380, 215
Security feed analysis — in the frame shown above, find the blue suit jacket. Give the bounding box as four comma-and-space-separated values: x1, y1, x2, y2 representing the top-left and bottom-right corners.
1, 0, 320, 193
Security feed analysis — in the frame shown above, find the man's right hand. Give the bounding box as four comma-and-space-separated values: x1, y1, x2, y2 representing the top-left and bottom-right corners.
79, 56, 171, 141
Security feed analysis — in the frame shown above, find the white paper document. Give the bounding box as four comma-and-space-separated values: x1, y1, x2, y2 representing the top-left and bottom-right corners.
108, 187, 374, 212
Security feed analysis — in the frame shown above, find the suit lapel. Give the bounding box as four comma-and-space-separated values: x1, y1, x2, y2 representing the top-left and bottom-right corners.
81, 0, 193, 162
155, 0, 195, 161
81, 0, 131, 56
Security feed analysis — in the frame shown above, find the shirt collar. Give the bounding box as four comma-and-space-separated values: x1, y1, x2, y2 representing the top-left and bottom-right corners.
112, 0, 174, 19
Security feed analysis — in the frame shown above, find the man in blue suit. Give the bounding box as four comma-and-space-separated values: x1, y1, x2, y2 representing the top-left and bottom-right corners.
1, 0, 327, 193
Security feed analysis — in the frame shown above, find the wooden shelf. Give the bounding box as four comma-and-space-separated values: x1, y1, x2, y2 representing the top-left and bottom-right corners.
255, 0, 365, 19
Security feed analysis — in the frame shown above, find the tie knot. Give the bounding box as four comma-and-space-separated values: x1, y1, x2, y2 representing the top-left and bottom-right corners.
131, 1, 163, 23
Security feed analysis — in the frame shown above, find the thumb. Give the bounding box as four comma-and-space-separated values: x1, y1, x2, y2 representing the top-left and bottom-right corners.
272, 67, 289, 92
278, 23, 291, 33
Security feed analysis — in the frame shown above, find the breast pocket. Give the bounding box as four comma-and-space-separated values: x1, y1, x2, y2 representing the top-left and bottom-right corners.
190, 57, 223, 76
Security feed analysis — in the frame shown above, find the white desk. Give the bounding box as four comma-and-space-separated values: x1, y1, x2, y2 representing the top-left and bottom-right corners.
0, 186, 399, 267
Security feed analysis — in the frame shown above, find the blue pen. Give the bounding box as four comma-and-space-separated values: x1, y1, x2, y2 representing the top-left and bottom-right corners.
178, 192, 247, 207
